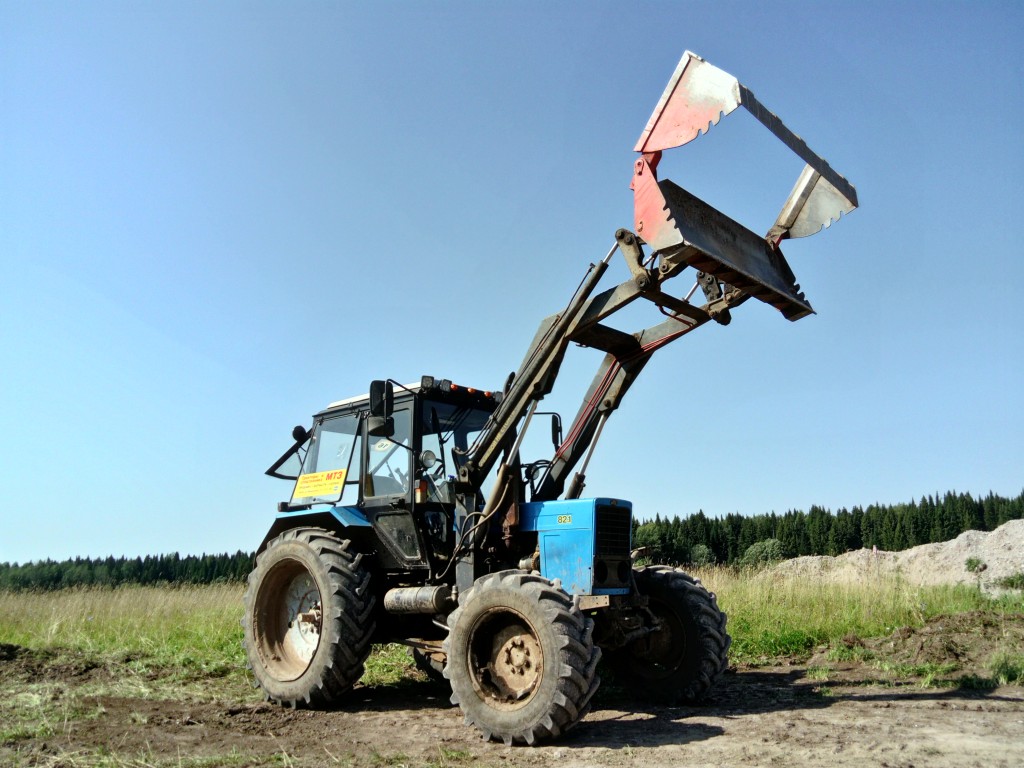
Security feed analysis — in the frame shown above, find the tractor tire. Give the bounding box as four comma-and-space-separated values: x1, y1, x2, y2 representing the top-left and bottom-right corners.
243, 527, 375, 708
610, 566, 730, 703
443, 570, 601, 746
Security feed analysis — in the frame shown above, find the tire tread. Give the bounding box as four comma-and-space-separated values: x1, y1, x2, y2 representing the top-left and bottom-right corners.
443, 570, 601, 746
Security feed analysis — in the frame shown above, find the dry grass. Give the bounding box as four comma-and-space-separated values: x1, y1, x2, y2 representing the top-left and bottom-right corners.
0, 583, 243, 650
2, 573, 1022, 675
685, 565, 1024, 662
0, 584, 248, 693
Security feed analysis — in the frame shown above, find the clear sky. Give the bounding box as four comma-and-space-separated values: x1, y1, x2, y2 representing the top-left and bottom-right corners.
2, 1, 1021, 564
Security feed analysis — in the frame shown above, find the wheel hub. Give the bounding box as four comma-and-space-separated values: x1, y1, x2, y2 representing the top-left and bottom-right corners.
284, 574, 322, 662
293, 603, 322, 647
636, 605, 682, 666
485, 626, 542, 703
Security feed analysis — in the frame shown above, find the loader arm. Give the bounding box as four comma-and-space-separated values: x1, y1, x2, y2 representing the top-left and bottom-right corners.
454, 228, 723, 510
450, 51, 856, 583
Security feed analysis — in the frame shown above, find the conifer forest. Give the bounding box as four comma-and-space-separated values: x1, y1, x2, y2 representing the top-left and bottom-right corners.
1, 489, 1021, 589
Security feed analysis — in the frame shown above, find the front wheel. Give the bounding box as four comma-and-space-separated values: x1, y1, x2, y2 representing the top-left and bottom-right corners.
243, 527, 375, 707
443, 571, 601, 745
609, 566, 730, 703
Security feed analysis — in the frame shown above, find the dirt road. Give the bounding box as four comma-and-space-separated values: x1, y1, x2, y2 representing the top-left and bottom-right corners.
4, 648, 1023, 767
87, 673, 1024, 767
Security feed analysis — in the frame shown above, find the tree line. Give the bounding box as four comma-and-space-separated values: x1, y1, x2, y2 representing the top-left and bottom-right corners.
1, 489, 1021, 589
632, 489, 1024, 566
0, 551, 253, 592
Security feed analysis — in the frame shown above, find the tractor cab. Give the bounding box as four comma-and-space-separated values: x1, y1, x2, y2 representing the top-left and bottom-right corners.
265, 377, 499, 571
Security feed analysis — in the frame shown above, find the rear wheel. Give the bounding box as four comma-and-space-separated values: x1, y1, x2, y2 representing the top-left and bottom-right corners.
610, 566, 729, 703
444, 571, 601, 745
243, 527, 375, 707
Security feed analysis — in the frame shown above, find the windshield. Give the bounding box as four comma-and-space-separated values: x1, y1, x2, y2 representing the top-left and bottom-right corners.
420, 401, 493, 502
291, 413, 361, 505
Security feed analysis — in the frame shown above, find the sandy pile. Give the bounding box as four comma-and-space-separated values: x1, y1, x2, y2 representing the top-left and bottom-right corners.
769, 519, 1024, 589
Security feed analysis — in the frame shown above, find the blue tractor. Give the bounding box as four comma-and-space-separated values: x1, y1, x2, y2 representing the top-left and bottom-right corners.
243, 51, 857, 745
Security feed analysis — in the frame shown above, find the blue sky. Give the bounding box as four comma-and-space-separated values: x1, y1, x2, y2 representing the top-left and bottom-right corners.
2, 1, 1021, 563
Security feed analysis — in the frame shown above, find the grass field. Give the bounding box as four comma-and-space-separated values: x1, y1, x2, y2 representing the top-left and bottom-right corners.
0, 583, 246, 691
2, 570, 1023, 673
4, 569, 1019, 684
1, 571, 1022, 766
696, 566, 1024, 662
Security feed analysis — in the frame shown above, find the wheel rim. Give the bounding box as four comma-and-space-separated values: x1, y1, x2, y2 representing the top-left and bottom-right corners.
254, 559, 323, 681
632, 599, 686, 675
467, 608, 543, 710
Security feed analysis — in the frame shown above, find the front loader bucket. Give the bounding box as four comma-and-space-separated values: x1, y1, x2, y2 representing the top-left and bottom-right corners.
651, 180, 813, 320
632, 51, 857, 320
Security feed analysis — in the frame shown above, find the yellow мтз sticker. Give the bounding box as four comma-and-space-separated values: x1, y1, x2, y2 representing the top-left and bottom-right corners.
293, 469, 347, 499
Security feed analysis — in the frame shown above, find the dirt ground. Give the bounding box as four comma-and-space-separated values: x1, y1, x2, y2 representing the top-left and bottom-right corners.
3, 612, 1023, 768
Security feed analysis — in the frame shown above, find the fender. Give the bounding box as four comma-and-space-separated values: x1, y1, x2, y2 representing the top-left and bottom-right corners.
255, 506, 371, 556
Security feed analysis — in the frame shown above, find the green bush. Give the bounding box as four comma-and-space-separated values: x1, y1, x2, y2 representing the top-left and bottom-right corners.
740, 538, 785, 568
965, 557, 986, 573
689, 544, 717, 566
988, 651, 1024, 685
996, 573, 1024, 589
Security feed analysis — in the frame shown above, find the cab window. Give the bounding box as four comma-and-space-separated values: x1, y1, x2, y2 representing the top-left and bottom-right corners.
364, 407, 412, 498
290, 413, 361, 505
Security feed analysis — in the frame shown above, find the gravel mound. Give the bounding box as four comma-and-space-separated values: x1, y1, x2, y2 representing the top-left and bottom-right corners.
769, 519, 1024, 589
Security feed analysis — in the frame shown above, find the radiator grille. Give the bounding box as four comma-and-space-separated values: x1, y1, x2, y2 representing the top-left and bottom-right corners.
595, 505, 631, 557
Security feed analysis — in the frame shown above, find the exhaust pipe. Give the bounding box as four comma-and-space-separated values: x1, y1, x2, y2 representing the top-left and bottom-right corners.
384, 585, 456, 614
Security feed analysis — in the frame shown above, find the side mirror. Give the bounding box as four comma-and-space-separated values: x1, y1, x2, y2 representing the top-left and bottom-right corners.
550, 413, 563, 451
369, 380, 394, 418
367, 380, 395, 437
367, 415, 395, 438
291, 425, 309, 443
